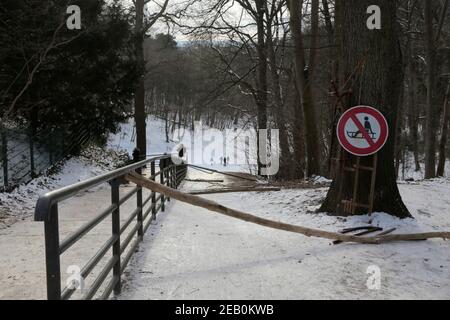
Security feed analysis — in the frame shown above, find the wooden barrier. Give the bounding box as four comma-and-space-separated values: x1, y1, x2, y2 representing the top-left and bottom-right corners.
126, 172, 450, 245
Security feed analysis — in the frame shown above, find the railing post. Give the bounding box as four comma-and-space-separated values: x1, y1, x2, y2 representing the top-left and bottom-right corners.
172, 165, 176, 189
160, 159, 165, 211
171, 160, 175, 189
1, 126, 8, 187
133, 149, 144, 240
173, 165, 176, 188
166, 159, 171, 202
151, 161, 157, 220
44, 204, 61, 300
111, 179, 122, 295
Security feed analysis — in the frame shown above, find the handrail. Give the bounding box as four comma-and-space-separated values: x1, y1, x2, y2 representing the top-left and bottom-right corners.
35, 155, 169, 221
34, 151, 188, 300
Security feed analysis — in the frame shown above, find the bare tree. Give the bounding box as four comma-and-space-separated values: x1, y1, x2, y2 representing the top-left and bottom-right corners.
437, 79, 450, 176
424, 0, 438, 178
424, 0, 449, 178
133, 0, 169, 160
287, 0, 322, 177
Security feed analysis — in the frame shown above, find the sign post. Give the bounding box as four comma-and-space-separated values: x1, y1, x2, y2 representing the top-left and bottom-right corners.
336, 106, 389, 215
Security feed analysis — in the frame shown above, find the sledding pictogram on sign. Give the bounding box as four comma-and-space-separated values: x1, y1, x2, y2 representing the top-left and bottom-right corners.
337, 106, 389, 156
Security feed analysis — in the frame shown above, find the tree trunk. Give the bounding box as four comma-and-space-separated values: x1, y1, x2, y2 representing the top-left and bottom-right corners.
437, 80, 450, 177
322, 0, 334, 43
134, 0, 147, 161
424, 0, 438, 179
319, 0, 411, 218
266, 15, 293, 180
164, 110, 170, 143
292, 79, 306, 179
405, 1, 421, 172
407, 46, 421, 172
395, 88, 405, 178
255, 0, 268, 176
287, 0, 322, 177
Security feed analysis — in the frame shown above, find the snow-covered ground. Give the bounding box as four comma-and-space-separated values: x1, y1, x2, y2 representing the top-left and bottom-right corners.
1, 115, 449, 300
117, 170, 450, 300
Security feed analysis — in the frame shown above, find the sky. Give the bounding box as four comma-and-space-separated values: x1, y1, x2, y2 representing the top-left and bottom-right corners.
119, 0, 256, 42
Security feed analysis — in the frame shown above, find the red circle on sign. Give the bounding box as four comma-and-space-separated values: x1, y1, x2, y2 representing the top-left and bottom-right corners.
337, 106, 389, 156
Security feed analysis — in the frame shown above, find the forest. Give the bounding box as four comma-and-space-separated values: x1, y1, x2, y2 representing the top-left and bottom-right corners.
1, 0, 449, 215
2, 0, 450, 302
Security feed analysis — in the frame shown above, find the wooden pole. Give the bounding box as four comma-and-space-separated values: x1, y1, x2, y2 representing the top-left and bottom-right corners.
368, 154, 378, 214
187, 164, 257, 182
351, 157, 361, 214
189, 187, 281, 195
125, 172, 450, 244
185, 179, 224, 183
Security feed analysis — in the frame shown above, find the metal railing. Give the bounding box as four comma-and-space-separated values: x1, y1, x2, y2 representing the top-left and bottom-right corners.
1, 123, 93, 189
34, 154, 188, 300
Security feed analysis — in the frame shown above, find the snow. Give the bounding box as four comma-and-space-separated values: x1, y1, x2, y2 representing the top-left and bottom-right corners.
117, 170, 450, 300
399, 152, 450, 181
1, 115, 450, 299
107, 116, 178, 156
108, 116, 257, 174
310, 175, 333, 185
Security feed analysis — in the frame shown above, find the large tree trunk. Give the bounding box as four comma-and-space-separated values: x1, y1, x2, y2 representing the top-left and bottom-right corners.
319, 0, 411, 218
437, 80, 450, 177
134, 0, 147, 161
424, 0, 438, 179
287, 0, 322, 177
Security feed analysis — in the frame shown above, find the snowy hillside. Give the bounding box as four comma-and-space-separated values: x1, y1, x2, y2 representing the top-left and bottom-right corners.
108, 116, 257, 174
108, 116, 177, 156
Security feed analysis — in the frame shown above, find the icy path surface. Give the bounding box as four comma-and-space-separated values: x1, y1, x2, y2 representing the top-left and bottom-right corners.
117, 171, 450, 300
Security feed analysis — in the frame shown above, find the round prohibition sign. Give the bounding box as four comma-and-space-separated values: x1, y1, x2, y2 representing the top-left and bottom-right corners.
337, 106, 389, 156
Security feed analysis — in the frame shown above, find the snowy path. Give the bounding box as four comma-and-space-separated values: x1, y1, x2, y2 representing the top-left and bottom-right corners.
117, 171, 450, 300
0, 183, 151, 300
1, 166, 449, 300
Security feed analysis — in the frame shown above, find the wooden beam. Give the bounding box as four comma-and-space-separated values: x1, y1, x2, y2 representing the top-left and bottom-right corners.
125, 172, 450, 244
185, 179, 225, 183
189, 187, 281, 195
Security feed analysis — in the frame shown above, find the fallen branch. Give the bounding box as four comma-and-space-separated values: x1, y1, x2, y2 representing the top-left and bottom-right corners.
125, 173, 450, 244
333, 227, 382, 245
189, 187, 281, 195
377, 228, 397, 236
185, 179, 225, 183
187, 164, 258, 182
